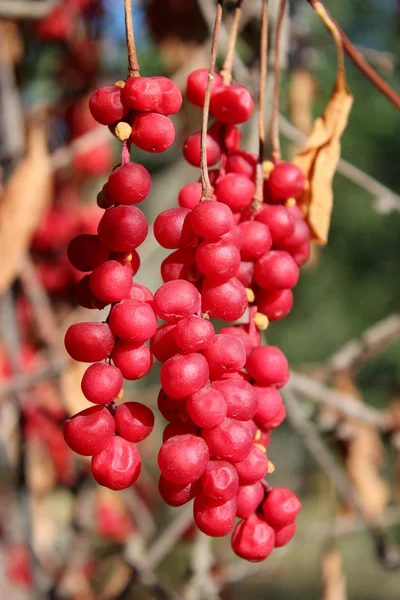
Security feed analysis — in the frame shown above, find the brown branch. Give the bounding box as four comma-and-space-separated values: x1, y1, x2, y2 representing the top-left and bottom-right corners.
124, 0, 140, 77
271, 0, 287, 162
220, 0, 243, 85
307, 0, 400, 112
200, 0, 224, 200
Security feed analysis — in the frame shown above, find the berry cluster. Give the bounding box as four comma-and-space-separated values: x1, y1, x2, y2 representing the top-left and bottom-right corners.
63, 75, 183, 490
151, 70, 306, 562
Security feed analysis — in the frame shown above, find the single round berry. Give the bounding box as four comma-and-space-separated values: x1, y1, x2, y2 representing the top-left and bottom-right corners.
215, 174, 255, 212
111, 341, 153, 380
67, 234, 110, 272
236, 261, 254, 287
246, 345, 289, 388
150, 324, 181, 363
201, 277, 247, 321
162, 420, 198, 442
255, 204, 295, 242
161, 248, 200, 283
108, 299, 157, 344
157, 389, 184, 423
158, 434, 209, 485
131, 113, 175, 153
178, 182, 203, 209
174, 315, 215, 353
231, 514, 275, 562
153, 280, 201, 323
121, 76, 162, 111
267, 162, 305, 199
254, 250, 299, 290
226, 150, 257, 180
64, 322, 115, 363
275, 218, 310, 252
262, 487, 302, 527
219, 325, 258, 357
190, 200, 234, 242
114, 402, 154, 442
153, 208, 196, 249
159, 475, 200, 507
98, 205, 148, 252
89, 260, 132, 303
254, 385, 283, 429
234, 446, 269, 485
196, 240, 240, 281
292, 242, 310, 267
106, 162, 152, 205
210, 85, 254, 124
202, 418, 253, 463
255, 288, 293, 322
239, 221, 272, 260
201, 460, 239, 503
212, 378, 258, 421
183, 132, 221, 167
63, 406, 115, 456
236, 482, 265, 519
203, 334, 247, 380
152, 76, 182, 115
91, 437, 141, 490
186, 68, 224, 107
186, 385, 227, 429
128, 282, 154, 305
193, 493, 237, 537
89, 85, 127, 125
81, 363, 123, 405
160, 353, 210, 400
265, 404, 286, 429
274, 522, 296, 548
74, 275, 105, 310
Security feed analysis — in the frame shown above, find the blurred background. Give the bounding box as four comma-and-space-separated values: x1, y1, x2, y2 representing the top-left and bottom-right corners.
0, 0, 400, 598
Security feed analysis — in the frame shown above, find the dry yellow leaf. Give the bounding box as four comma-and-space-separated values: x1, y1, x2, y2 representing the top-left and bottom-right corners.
294, 1, 353, 245
322, 549, 347, 600
0, 117, 53, 292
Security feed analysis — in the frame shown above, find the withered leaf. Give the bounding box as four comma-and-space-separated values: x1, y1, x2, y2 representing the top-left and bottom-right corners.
294, 1, 353, 245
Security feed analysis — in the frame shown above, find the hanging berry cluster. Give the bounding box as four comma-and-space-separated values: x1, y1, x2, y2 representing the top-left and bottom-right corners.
63, 0, 307, 564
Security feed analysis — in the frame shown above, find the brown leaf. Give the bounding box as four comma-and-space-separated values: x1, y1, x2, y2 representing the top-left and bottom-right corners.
321, 549, 347, 600
0, 117, 53, 293
294, 1, 353, 245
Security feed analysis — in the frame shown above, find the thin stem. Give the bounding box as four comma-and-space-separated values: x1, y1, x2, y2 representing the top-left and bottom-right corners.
220, 0, 243, 85
201, 0, 224, 200
124, 0, 140, 77
307, 0, 400, 112
271, 0, 286, 162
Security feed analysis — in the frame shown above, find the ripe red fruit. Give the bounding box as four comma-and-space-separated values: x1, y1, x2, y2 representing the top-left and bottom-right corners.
210, 85, 254, 124
152, 77, 182, 115
234, 446, 269, 485
108, 299, 157, 344
236, 261, 254, 287
193, 493, 237, 536
89, 86, 127, 125
63, 406, 115, 456
201, 277, 247, 321
186, 385, 227, 429
158, 434, 210, 485
161, 247, 200, 283
274, 522, 296, 547
212, 379, 258, 421
74, 275, 103, 309
106, 162, 152, 205
121, 77, 162, 111
162, 420, 198, 442
226, 150, 257, 180
201, 460, 239, 503
231, 514, 275, 562
91, 436, 141, 490
81, 363, 123, 404
267, 162, 305, 199
246, 345, 289, 388
254, 386, 283, 429
236, 482, 265, 518
239, 221, 272, 260
128, 282, 154, 304
202, 418, 253, 463
98, 205, 148, 252
215, 173, 255, 212
153, 207, 196, 249
89, 260, 132, 303
157, 389, 185, 423
254, 250, 299, 290
64, 322, 115, 362
159, 475, 200, 507
275, 218, 310, 252
153, 280, 201, 323
203, 334, 246, 380
67, 234, 110, 272
114, 402, 154, 442
111, 341, 153, 380
255, 204, 295, 242
150, 324, 181, 363
178, 182, 203, 209
292, 242, 310, 267
255, 288, 293, 322
195, 240, 240, 281
262, 487, 302, 527
183, 132, 221, 167
160, 353, 210, 400
174, 315, 215, 353
219, 325, 258, 356
131, 113, 175, 153
186, 68, 224, 107
190, 200, 234, 241
266, 404, 286, 429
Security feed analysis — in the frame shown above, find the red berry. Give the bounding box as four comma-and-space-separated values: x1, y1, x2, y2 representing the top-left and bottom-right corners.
157, 389, 185, 422
183, 132, 221, 167
128, 282, 154, 304
196, 240, 240, 281
152, 77, 182, 115
98, 205, 148, 252
89, 85, 127, 125
190, 200, 234, 242
234, 446, 269, 485
275, 218, 310, 252
219, 325, 258, 356
262, 487, 301, 527
64, 322, 115, 362
254, 386, 283, 429
267, 162, 305, 199
239, 221, 272, 260
91, 436, 141, 490
160, 353, 209, 400
187, 385, 227, 429
161, 248, 200, 283
231, 514, 275, 562
67, 234, 110, 272
131, 113, 175, 153
89, 260, 132, 303
81, 363, 123, 404
193, 492, 237, 536
202, 418, 253, 463
201, 277, 247, 321
226, 150, 257, 180
255, 204, 295, 242
292, 242, 310, 267
114, 402, 154, 442
74, 275, 105, 309
215, 173, 255, 212
158, 434, 209, 485
236, 261, 254, 287
121, 76, 162, 111
108, 299, 157, 344
111, 341, 153, 380
159, 475, 200, 507
162, 420, 198, 442
254, 250, 299, 290
106, 162, 152, 205
153, 207, 196, 249
178, 182, 203, 209
246, 345, 289, 388
274, 522, 296, 547
63, 406, 115, 456
236, 482, 264, 518
266, 404, 286, 429
174, 315, 215, 353
201, 460, 239, 503
255, 288, 293, 322
212, 378, 258, 421
151, 324, 181, 363
210, 85, 254, 124
153, 280, 201, 323
186, 68, 224, 107
203, 334, 246, 380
